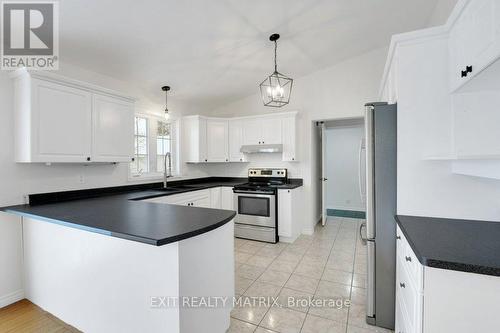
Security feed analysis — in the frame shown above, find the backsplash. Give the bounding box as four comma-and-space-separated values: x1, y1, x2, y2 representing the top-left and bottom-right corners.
183, 153, 303, 178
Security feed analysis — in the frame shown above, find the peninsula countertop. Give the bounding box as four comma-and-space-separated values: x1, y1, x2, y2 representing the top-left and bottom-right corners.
396, 215, 500, 276
1, 177, 304, 246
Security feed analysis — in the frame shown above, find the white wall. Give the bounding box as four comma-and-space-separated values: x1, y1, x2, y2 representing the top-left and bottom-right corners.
207, 47, 387, 233
325, 125, 365, 212
427, 0, 459, 27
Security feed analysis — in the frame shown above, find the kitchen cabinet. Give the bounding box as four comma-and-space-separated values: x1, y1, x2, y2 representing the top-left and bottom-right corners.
182, 116, 208, 163
210, 187, 222, 209
449, 0, 500, 91
228, 120, 246, 162
395, 225, 500, 333
182, 112, 297, 163
92, 93, 134, 162
277, 187, 302, 243
221, 186, 234, 210
242, 116, 282, 145
145, 189, 211, 208
12, 69, 134, 163
281, 115, 298, 162
206, 119, 229, 162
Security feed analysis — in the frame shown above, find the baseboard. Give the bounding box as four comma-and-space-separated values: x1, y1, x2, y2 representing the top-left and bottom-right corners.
0, 289, 24, 308
301, 227, 315, 235
327, 208, 366, 219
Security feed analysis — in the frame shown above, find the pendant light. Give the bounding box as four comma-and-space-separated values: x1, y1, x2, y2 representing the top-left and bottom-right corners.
259, 33, 293, 107
162, 85, 170, 119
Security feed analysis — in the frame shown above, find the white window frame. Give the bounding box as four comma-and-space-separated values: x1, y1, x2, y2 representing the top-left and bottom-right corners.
129, 113, 180, 181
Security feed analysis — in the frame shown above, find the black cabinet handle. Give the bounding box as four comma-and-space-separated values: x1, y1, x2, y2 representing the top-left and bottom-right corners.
461, 70, 467, 78
240, 158, 242, 162
205, 159, 207, 162
405, 256, 412, 262
466, 65, 472, 73
226, 159, 228, 162
400, 282, 405, 288
131, 157, 135, 162
396, 235, 401, 240
259, 141, 261, 144
262, 141, 265, 144
86, 157, 91, 161
292, 157, 295, 161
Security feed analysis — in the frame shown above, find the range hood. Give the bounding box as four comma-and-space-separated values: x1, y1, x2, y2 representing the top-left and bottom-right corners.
240, 144, 283, 154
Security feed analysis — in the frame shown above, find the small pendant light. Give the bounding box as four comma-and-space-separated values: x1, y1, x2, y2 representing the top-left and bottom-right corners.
259, 33, 293, 107
161, 85, 170, 119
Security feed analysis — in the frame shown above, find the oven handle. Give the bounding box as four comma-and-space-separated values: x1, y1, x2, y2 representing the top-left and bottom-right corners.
233, 190, 275, 196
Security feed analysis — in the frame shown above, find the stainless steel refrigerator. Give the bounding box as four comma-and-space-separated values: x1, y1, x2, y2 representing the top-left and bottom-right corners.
362, 102, 397, 330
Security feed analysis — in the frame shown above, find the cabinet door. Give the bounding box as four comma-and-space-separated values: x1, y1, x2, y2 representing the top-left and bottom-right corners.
92, 93, 134, 162
221, 187, 234, 210
228, 120, 246, 162
32, 79, 92, 162
182, 116, 207, 163
242, 118, 262, 145
261, 117, 282, 145
278, 189, 292, 238
192, 195, 211, 208
282, 116, 297, 161
210, 187, 222, 209
206, 119, 228, 162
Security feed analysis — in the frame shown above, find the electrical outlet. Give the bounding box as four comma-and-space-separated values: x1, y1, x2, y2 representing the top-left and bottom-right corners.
78, 174, 85, 184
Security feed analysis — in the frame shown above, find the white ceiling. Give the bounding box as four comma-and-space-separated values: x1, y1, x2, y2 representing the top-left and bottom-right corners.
59, 0, 439, 110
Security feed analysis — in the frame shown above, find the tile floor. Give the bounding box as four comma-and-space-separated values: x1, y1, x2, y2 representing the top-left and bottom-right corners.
229, 217, 393, 333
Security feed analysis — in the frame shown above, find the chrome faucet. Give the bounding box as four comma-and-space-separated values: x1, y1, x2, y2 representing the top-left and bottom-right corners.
163, 152, 172, 188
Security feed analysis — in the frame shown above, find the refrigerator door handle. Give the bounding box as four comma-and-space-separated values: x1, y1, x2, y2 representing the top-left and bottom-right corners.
359, 222, 367, 244
358, 138, 366, 204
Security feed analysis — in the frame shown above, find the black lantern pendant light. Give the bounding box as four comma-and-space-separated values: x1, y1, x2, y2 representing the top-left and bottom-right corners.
162, 85, 170, 119
259, 33, 293, 107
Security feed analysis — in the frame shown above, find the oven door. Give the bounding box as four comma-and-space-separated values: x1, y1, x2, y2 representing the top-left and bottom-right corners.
233, 191, 276, 228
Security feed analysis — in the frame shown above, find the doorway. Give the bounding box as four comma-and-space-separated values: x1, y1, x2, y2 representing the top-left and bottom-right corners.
318, 118, 366, 226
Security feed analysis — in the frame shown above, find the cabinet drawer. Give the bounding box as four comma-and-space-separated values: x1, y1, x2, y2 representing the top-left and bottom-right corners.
397, 254, 422, 333
396, 225, 423, 291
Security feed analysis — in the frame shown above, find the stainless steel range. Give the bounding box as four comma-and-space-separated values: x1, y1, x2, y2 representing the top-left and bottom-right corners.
233, 168, 288, 243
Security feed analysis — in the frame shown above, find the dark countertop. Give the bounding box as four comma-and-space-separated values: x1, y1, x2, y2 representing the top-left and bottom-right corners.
396, 215, 500, 276
1, 177, 304, 246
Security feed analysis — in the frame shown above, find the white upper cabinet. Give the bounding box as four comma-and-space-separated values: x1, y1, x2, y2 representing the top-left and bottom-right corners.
206, 119, 229, 162
228, 119, 246, 162
182, 116, 207, 163
242, 116, 282, 145
12, 69, 134, 163
242, 118, 262, 145
261, 117, 282, 145
282, 115, 298, 162
182, 112, 297, 163
92, 93, 134, 163
449, 0, 500, 91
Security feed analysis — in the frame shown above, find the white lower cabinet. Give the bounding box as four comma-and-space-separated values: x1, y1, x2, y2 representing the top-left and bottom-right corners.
221, 187, 234, 210
395, 225, 500, 333
277, 188, 302, 243
209, 187, 222, 209
144, 189, 210, 208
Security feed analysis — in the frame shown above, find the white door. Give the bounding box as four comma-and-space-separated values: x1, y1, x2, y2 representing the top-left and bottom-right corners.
228, 120, 245, 162
33, 78, 92, 162
261, 117, 282, 145
242, 118, 262, 145
321, 122, 327, 226
206, 119, 228, 162
92, 93, 134, 162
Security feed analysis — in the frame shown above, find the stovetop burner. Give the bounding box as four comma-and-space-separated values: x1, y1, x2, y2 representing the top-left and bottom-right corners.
234, 168, 289, 193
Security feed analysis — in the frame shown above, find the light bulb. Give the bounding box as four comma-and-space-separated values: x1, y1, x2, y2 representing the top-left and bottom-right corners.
164, 112, 170, 120
266, 86, 272, 98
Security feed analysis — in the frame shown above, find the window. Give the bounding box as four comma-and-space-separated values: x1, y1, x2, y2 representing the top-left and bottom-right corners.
130, 115, 178, 179
157, 121, 172, 173
131, 116, 149, 175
